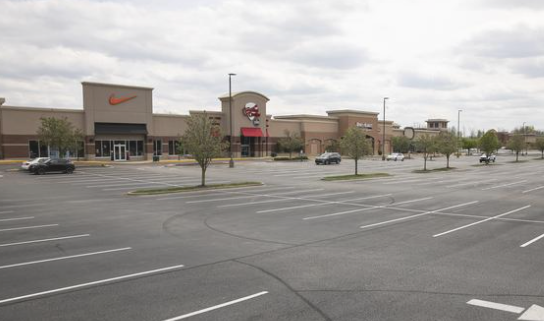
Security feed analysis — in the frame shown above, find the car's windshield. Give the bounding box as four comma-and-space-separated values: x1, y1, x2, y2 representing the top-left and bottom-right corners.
319, 153, 331, 157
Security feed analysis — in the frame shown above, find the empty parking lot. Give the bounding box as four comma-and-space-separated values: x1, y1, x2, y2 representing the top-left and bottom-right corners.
1, 155, 543, 320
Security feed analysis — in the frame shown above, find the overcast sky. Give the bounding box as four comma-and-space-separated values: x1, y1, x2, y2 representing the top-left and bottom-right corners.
1, 0, 543, 133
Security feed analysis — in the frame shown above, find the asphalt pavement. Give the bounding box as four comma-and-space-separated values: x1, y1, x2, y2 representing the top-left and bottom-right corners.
1, 154, 543, 320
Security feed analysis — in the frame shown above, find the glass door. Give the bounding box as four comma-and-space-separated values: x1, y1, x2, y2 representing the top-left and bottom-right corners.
114, 144, 126, 161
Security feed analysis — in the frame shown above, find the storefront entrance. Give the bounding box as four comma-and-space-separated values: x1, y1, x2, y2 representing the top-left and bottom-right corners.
113, 142, 126, 161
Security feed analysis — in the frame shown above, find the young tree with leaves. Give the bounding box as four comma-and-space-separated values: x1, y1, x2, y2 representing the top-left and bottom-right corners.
535, 137, 544, 159
392, 136, 411, 153
507, 134, 524, 162
479, 130, 501, 164
278, 130, 304, 158
437, 131, 458, 168
415, 134, 436, 171
340, 126, 372, 175
37, 117, 83, 159
180, 112, 229, 186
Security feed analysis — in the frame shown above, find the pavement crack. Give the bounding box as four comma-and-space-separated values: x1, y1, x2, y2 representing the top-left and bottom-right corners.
234, 259, 332, 321
203, 214, 297, 246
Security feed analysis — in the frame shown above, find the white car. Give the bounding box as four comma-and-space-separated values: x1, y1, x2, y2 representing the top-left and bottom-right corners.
386, 153, 405, 161
21, 157, 49, 170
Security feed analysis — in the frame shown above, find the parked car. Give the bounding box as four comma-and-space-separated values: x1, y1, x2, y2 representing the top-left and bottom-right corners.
21, 157, 50, 170
29, 158, 75, 175
315, 152, 341, 165
479, 154, 496, 163
386, 153, 405, 161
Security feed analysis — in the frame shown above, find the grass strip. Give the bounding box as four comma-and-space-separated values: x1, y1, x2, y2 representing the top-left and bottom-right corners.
470, 163, 503, 167
321, 173, 390, 181
128, 182, 263, 195
412, 167, 456, 173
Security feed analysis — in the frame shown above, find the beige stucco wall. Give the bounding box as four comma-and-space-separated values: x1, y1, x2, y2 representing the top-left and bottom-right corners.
220, 92, 268, 137
82, 82, 154, 135
152, 115, 189, 137
0, 107, 84, 135
268, 119, 301, 137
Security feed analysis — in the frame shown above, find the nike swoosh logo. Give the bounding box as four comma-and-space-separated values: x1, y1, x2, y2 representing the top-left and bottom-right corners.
109, 94, 137, 105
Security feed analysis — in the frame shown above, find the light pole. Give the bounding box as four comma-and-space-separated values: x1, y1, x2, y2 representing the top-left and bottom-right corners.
228, 73, 236, 168
382, 97, 389, 161
457, 110, 462, 139
522, 122, 527, 156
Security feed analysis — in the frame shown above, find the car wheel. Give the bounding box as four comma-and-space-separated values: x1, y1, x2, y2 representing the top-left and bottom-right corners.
37, 168, 45, 175
65, 167, 74, 174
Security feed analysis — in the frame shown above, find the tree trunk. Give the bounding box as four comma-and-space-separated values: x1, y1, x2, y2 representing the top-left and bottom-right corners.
516, 152, 519, 162
355, 158, 358, 175
446, 155, 450, 168
423, 155, 427, 171
201, 167, 206, 186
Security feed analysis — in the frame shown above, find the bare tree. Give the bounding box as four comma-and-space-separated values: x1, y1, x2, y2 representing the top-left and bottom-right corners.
340, 126, 372, 175
181, 112, 229, 186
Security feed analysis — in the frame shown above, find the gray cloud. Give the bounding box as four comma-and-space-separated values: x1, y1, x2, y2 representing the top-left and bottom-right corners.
397, 72, 467, 91
462, 26, 544, 59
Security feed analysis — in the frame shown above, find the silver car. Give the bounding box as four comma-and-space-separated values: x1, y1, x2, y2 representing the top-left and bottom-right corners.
386, 153, 405, 161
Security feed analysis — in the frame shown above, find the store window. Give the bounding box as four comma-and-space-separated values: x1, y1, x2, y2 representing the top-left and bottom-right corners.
153, 140, 162, 156
28, 140, 50, 158
102, 141, 112, 157
137, 141, 144, 156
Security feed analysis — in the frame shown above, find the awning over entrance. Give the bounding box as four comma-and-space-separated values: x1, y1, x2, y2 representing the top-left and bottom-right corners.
95, 123, 148, 135
241, 127, 264, 137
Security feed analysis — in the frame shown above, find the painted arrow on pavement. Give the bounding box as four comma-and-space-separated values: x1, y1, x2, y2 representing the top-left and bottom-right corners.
467, 299, 544, 321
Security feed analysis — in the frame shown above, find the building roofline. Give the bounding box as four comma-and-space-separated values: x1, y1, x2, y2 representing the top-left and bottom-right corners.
327, 109, 379, 116
426, 119, 449, 122
81, 81, 154, 90
274, 114, 338, 121
0, 105, 84, 113
218, 91, 270, 101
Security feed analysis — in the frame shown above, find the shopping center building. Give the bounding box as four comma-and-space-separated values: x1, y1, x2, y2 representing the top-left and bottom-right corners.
0, 82, 448, 160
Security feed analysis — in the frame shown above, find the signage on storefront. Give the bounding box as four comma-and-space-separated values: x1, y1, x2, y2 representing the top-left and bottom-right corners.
243, 102, 261, 127
108, 94, 137, 105
356, 122, 373, 130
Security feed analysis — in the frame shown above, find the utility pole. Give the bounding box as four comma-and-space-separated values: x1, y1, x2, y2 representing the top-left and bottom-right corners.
382, 97, 389, 161
228, 73, 236, 168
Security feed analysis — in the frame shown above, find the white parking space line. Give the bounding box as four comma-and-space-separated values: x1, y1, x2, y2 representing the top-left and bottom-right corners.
522, 186, 544, 194
186, 195, 258, 204
0, 217, 34, 222
433, 205, 531, 238
393, 197, 433, 206
162, 291, 268, 321
87, 178, 202, 188
257, 203, 327, 213
0, 264, 185, 305
0, 210, 15, 215
359, 201, 479, 229
155, 186, 288, 201
340, 194, 392, 202
446, 179, 498, 188
218, 198, 290, 208
0, 234, 90, 247
466, 299, 525, 314
0, 247, 132, 270
102, 181, 231, 191
302, 197, 434, 221
520, 233, 544, 248
482, 180, 527, 190
0, 224, 59, 232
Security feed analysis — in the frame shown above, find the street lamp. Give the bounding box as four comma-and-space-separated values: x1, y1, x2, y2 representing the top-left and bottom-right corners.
228, 73, 236, 168
382, 97, 389, 161
457, 110, 462, 139
522, 122, 527, 156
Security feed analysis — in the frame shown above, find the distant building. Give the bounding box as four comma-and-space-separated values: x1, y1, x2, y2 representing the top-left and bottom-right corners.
0, 81, 449, 160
